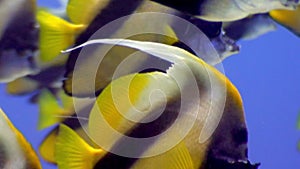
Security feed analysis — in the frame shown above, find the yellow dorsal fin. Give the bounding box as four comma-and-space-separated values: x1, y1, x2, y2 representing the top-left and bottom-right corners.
37, 9, 86, 62
39, 128, 58, 164
38, 89, 67, 130
55, 124, 104, 169
67, 0, 108, 25
270, 5, 300, 36
132, 142, 194, 169
6, 77, 39, 95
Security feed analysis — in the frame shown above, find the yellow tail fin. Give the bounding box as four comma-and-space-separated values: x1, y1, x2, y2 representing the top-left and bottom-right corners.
37, 10, 86, 62
55, 124, 104, 169
39, 125, 99, 164
270, 6, 300, 36
38, 90, 67, 129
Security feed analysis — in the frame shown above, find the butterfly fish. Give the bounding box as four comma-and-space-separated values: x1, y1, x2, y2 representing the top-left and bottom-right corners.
45, 1, 236, 97
0, 0, 39, 83
152, 0, 300, 21
36, 0, 239, 98
0, 108, 42, 169
52, 39, 259, 169
37, 0, 235, 62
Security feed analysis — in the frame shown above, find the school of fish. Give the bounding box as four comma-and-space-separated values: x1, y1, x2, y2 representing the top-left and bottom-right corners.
0, 0, 300, 168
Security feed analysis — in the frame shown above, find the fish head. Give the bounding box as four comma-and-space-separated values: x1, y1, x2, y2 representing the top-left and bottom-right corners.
236, 0, 299, 14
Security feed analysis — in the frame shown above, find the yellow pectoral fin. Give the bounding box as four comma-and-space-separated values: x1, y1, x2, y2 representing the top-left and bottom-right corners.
55, 124, 104, 169
38, 90, 67, 130
37, 10, 86, 62
39, 128, 58, 164
132, 142, 194, 169
67, 0, 108, 25
270, 6, 300, 36
6, 77, 39, 95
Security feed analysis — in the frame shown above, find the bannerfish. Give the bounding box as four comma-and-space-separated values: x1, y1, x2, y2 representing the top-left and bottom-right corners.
54, 38, 259, 169
37, 0, 237, 62
270, 5, 300, 36
0, 108, 42, 169
5, 45, 72, 100
50, 0, 238, 97
0, 0, 39, 83
152, 0, 300, 21
223, 14, 277, 41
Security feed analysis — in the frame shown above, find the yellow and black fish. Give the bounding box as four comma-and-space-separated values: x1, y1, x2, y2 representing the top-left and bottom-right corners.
42, 0, 237, 97
6, 64, 66, 101
153, 0, 300, 21
54, 38, 259, 169
0, 0, 39, 83
0, 108, 42, 169
37, 0, 238, 62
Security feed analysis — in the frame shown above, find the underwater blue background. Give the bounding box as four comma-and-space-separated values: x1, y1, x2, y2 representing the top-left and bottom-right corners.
0, 0, 299, 168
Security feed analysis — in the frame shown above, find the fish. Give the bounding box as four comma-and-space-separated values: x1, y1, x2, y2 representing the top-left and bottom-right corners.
152, 0, 300, 21
37, 0, 237, 62
53, 38, 259, 169
5, 51, 70, 102
44, 0, 238, 97
223, 14, 277, 41
0, 0, 39, 83
55, 124, 195, 169
38, 90, 96, 163
269, 5, 300, 36
0, 108, 42, 169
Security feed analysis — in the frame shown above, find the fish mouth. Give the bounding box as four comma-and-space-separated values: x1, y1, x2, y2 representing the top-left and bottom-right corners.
210, 31, 240, 62
205, 157, 260, 169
